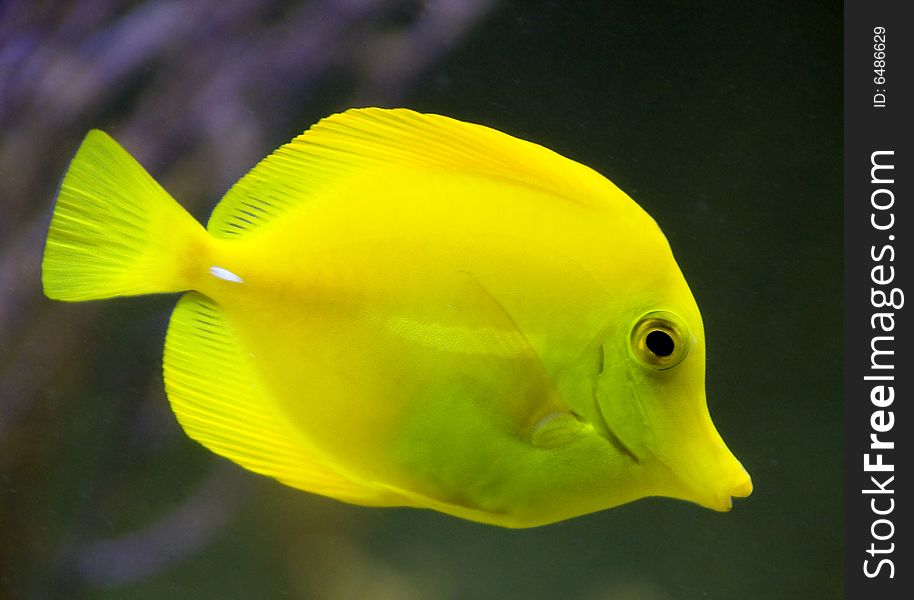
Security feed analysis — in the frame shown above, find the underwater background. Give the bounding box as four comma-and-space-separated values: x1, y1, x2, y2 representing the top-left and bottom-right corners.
0, 1, 841, 599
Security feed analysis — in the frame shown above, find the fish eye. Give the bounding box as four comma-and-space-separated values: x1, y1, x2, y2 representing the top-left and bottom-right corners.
630, 311, 691, 370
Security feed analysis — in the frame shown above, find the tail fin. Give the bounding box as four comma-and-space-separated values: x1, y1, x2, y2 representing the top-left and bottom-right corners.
42, 130, 207, 301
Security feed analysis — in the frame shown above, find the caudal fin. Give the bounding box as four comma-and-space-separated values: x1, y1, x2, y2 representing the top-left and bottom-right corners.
42, 130, 207, 301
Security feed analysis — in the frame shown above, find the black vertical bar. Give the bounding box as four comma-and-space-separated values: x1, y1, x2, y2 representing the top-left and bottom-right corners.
844, 1, 911, 597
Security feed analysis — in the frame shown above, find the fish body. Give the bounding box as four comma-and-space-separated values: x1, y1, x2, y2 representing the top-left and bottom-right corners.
42, 108, 751, 527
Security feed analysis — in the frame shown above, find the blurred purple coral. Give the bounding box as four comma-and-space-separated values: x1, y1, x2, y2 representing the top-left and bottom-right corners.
0, 0, 496, 595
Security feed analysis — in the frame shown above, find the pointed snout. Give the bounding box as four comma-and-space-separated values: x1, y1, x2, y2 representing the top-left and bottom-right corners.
653, 416, 753, 512
696, 449, 753, 512
672, 434, 753, 512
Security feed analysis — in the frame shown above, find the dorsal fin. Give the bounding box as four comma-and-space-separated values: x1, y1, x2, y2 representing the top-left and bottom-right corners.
206, 108, 616, 238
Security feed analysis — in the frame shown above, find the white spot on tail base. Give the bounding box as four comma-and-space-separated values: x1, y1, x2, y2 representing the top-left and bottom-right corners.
209, 266, 244, 283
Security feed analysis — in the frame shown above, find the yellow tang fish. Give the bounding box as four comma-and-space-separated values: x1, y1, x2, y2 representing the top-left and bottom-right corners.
42, 108, 751, 527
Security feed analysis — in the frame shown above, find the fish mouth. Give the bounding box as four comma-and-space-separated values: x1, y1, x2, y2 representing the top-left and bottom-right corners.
697, 466, 753, 512
588, 385, 640, 464
657, 443, 753, 512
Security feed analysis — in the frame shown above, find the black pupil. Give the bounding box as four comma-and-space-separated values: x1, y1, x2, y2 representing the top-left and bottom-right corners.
646, 330, 675, 357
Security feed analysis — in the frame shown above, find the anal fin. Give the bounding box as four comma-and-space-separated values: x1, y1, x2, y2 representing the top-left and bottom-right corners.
163, 292, 396, 506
